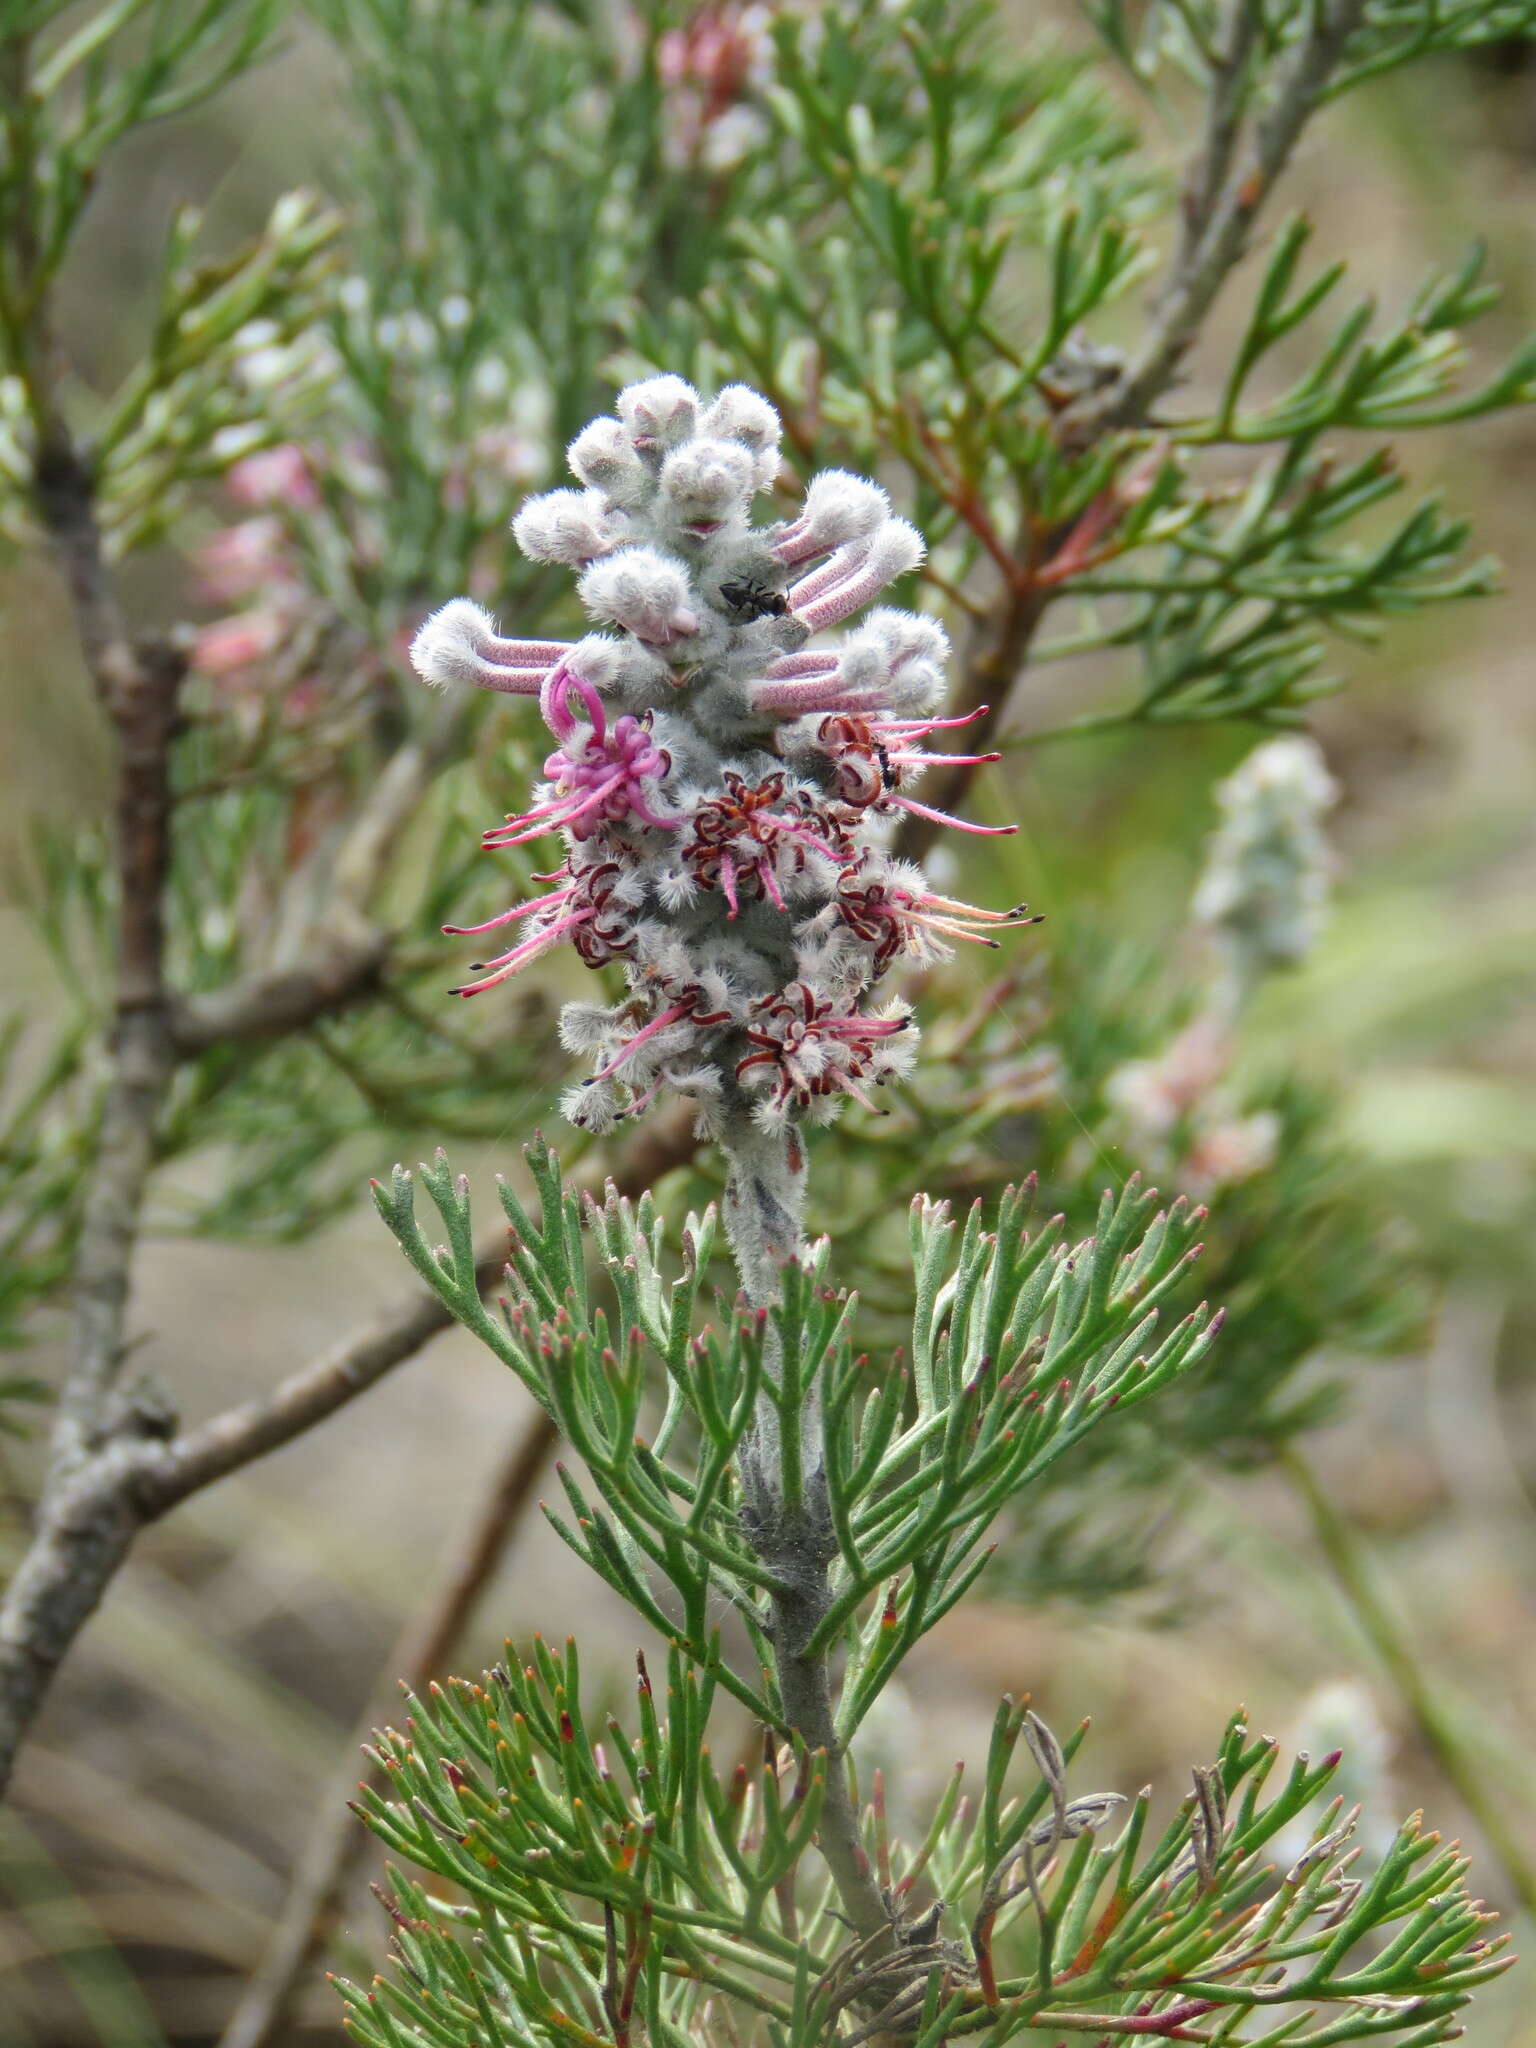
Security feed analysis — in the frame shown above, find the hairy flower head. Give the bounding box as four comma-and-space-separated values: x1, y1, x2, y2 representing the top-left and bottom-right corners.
410, 377, 1036, 1140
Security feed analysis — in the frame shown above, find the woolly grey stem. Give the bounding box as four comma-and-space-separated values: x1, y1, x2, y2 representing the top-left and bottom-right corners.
775, 1582, 892, 1946
717, 1098, 808, 1311
720, 1105, 893, 1950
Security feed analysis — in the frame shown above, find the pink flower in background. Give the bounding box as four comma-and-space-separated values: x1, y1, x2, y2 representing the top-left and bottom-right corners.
226, 443, 320, 510
190, 608, 288, 678
656, 3, 773, 170
194, 517, 294, 606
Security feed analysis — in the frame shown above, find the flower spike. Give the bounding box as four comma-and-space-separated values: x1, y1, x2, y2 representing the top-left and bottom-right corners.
411, 380, 1037, 1134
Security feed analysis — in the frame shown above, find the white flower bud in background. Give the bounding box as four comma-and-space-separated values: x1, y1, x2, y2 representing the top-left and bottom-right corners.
1193, 735, 1339, 984
1103, 733, 1337, 1197
1278, 1680, 1397, 1871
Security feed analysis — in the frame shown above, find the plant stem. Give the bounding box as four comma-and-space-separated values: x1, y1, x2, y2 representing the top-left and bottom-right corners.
717, 1098, 809, 1313
720, 1107, 893, 1950
1283, 1445, 1536, 1922
1081, 0, 1371, 435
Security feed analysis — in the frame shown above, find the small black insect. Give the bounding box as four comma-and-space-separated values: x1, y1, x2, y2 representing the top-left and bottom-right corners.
719, 576, 789, 622
875, 741, 897, 791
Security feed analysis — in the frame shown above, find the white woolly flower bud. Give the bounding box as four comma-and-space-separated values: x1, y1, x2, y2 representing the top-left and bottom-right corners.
774, 469, 889, 564
1192, 735, 1338, 978
861, 605, 949, 715
410, 598, 565, 696
567, 417, 652, 510
862, 518, 926, 583
699, 383, 781, 487
863, 606, 950, 671
657, 439, 757, 537
559, 1002, 622, 1054
562, 1079, 624, 1133
700, 382, 779, 451
578, 545, 701, 646
512, 487, 625, 566
618, 375, 700, 452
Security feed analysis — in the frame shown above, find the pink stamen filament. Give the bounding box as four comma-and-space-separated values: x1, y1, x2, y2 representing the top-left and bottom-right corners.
764, 816, 849, 861
486, 787, 598, 832
720, 853, 740, 919
885, 793, 1017, 836
920, 893, 1037, 923
451, 910, 594, 996
760, 861, 787, 912
625, 791, 682, 830
585, 1000, 696, 1084
541, 663, 607, 745
442, 883, 576, 936
482, 773, 628, 845
614, 1076, 666, 1121
903, 912, 1004, 949
887, 749, 1002, 768
871, 708, 989, 734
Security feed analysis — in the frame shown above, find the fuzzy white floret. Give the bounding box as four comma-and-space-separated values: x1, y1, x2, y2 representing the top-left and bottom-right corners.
665, 1063, 722, 1098
512, 487, 625, 567
862, 606, 950, 668
409, 598, 502, 690
562, 1079, 624, 1133
610, 864, 652, 910
863, 518, 926, 583
618, 375, 700, 451
656, 864, 700, 913
658, 439, 756, 527
559, 1001, 625, 1054
694, 967, 738, 1016
794, 470, 889, 549
578, 546, 700, 645
567, 417, 652, 510
700, 384, 780, 455
832, 637, 891, 695
854, 606, 948, 715
562, 634, 628, 694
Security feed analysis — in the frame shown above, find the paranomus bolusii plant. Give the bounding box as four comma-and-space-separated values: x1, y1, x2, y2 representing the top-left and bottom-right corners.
353, 379, 1508, 2047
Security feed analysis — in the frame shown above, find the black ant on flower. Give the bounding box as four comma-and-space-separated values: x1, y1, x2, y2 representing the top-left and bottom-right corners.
718, 575, 789, 621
